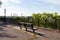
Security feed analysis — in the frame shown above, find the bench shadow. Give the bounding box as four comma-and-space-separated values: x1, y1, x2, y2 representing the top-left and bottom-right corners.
26, 30, 49, 38
0, 33, 17, 38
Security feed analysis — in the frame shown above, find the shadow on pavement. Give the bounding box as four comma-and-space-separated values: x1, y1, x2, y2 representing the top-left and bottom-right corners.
0, 27, 6, 31
0, 25, 7, 31
0, 33, 17, 38
26, 30, 49, 38
0, 23, 17, 38
0, 22, 17, 38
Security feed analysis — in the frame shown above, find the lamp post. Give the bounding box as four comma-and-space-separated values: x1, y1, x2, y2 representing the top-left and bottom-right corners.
4, 9, 6, 17
4, 9, 6, 24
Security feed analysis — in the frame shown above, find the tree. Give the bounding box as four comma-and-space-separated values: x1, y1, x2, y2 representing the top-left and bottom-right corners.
32, 13, 41, 26
0, 0, 2, 8
52, 12, 58, 29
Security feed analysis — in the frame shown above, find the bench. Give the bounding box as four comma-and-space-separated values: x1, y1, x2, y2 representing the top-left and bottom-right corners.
18, 22, 38, 33
18, 22, 25, 29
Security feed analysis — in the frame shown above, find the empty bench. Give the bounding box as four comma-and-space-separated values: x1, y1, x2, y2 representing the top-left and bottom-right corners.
18, 22, 38, 33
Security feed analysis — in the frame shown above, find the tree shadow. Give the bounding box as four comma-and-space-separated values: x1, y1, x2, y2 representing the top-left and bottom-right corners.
0, 33, 17, 38
0, 27, 6, 31
0, 24, 18, 39
0, 25, 7, 31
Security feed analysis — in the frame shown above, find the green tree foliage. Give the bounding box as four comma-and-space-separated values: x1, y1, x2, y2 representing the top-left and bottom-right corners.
57, 16, 60, 30
32, 13, 41, 26
32, 12, 60, 30
0, 0, 2, 7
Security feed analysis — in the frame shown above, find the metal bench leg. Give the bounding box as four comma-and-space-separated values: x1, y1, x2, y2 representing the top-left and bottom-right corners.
26, 28, 27, 31
25, 26, 27, 31
33, 29, 35, 33
20, 26, 22, 29
20, 25, 22, 29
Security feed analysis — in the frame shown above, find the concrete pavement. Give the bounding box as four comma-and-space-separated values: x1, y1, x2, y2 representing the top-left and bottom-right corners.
0, 25, 33, 40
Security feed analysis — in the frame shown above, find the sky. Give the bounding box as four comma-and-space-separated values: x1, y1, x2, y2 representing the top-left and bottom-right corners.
0, 0, 60, 16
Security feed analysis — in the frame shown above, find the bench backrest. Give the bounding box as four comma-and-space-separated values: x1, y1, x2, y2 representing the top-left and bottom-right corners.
24, 23, 33, 29
19, 22, 33, 29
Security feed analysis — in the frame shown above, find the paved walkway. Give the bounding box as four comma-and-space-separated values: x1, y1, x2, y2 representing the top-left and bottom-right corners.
0, 24, 60, 40
0, 25, 33, 40
9, 25, 60, 40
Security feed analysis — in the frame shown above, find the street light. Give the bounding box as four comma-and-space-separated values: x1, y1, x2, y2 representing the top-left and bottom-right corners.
4, 9, 6, 24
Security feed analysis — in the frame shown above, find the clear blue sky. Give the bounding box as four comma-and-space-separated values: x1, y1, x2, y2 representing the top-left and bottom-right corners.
0, 0, 60, 16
